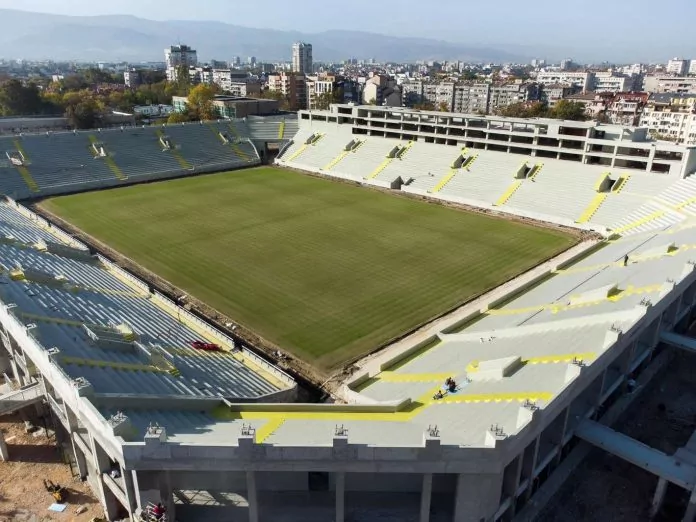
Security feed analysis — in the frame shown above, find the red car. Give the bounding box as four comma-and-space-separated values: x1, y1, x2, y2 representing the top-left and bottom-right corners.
190, 340, 222, 352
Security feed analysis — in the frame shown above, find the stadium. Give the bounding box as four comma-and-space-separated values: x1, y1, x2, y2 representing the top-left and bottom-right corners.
1, 105, 696, 522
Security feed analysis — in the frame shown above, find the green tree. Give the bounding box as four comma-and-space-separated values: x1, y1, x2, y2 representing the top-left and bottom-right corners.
313, 91, 334, 110
63, 90, 105, 129
437, 101, 450, 112
0, 80, 44, 116
548, 100, 587, 121
413, 101, 436, 111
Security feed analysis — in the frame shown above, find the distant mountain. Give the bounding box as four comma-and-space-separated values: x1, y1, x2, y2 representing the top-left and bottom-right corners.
0, 9, 526, 63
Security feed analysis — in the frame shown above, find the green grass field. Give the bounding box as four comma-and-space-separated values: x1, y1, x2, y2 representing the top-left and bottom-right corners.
41, 167, 576, 370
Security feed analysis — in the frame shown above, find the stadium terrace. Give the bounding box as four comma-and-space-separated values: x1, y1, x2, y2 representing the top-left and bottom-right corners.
1, 106, 696, 522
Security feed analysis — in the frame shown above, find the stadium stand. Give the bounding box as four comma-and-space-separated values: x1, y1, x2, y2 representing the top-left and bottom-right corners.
2, 188, 696, 521
0, 122, 268, 199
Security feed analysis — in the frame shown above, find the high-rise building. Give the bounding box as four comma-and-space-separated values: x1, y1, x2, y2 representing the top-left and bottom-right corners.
667, 57, 689, 76
165, 44, 198, 81
292, 42, 313, 74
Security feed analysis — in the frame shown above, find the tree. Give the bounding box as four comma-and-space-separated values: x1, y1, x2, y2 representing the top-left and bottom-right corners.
167, 112, 190, 124
548, 100, 587, 121
186, 84, 220, 121
437, 101, 450, 112
0, 80, 44, 116
63, 90, 105, 129
413, 101, 436, 111
313, 91, 334, 110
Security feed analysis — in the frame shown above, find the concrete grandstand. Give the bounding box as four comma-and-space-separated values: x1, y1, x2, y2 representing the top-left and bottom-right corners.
2, 107, 696, 521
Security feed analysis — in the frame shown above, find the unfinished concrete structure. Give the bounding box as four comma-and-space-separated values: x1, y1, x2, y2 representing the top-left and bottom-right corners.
0, 178, 695, 521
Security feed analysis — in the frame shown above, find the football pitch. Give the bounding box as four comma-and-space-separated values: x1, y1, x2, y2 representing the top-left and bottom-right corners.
41, 167, 576, 370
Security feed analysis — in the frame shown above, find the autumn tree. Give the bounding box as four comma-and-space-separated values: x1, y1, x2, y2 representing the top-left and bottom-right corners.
186, 84, 220, 121
0, 80, 44, 116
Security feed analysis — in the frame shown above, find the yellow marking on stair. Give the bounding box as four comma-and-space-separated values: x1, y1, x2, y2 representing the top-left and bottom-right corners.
232, 143, 251, 162
377, 372, 451, 383
287, 143, 309, 162
105, 157, 127, 181
256, 418, 286, 443
155, 129, 191, 169
58, 355, 174, 374
18, 312, 85, 327
611, 210, 666, 235
593, 173, 609, 192
432, 391, 553, 405
431, 169, 458, 193
228, 122, 240, 138
208, 124, 228, 144
278, 120, 286, 139
525, 352, 596, 365
495, 180, 523, 206
13, 140, 29, 161
12, 140, 39, 192
324, 149, 350, 171
528, 163, 544, 180
462, 154, 479, 169
487, 284, 664, 316
368, 157, 393, 179
612, 175, 630, 193
675, 195, 696, 211
397, 141, 415, 158
577, 193, 609, 224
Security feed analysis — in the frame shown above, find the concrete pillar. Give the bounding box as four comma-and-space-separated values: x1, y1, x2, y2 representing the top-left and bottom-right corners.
335, 471, 345, 522
246, 470, 259, 522
420, 473, 433, 522
72, 437, 88, 479
121, 466, 137, 515
0, 429, 8, 461
650, 477, 668, 518
684, 487, 696, 522
159, 471, 175, 522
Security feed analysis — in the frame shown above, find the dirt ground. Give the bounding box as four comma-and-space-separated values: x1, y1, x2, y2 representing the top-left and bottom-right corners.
538, 350, 696, 522
0, 414, 104, 522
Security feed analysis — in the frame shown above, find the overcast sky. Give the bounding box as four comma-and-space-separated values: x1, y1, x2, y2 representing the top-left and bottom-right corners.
0, 0, 694, 62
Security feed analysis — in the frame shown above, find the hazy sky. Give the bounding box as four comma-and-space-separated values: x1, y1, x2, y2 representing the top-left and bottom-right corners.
1, 0, 694, 61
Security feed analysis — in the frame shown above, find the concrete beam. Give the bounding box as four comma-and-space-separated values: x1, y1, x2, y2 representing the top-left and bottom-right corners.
575, 419, 696, 490
247, 470, 258, 522
336, 471, 345, 522
420, 473, 433, 522
650, 477, 668, 518
660, 332, 696, 354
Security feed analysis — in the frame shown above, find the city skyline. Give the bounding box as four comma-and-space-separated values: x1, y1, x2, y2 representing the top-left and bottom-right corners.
0, 0, 695, 62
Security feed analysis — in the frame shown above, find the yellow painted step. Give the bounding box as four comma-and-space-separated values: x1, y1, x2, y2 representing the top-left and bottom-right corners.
155, 129, 191, 169
12, 140, 39, 192
431, 169, 457, 193
16, 165, 39, 192
577, 193, 609, 224
287, 143, 309, 162
528, 163, 544, 180
232, 143, 251, 162
612, 210, 666, 235
324, 150, 350, 171
495, 180, 523, 206
278, 120, 286, 139
367, 158, 393, 179
612, 175, 630, 193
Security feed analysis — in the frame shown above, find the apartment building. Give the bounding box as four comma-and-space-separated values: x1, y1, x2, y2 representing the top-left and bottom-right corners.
640, 93, 696, 145
361, 75, 401, 107
453, 83, 490, 114
542, 84, 581, 106
292, 42, 313, 75
536, 71, 593, 91
268, 72, 307, 109
211, 69, 251, 91
306, 75, 336, 110
606, 92, 649, 126
422, 82, 456, 111
488, 83, 540, 113
593, 72, 634, 93
165, 44, 197, 82
667, 58, 689, 76
123, 69, 142, 88
643, 76, 696, 94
